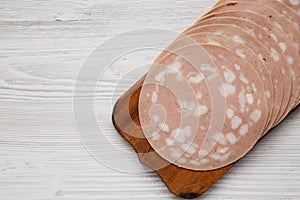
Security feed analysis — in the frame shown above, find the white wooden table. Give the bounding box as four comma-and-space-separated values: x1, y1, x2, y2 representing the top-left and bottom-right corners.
1, 1, 300, 199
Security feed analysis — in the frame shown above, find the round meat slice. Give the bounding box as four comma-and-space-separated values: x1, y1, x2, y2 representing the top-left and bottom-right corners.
193, 17, 293, 127
155, 33, 273, 133
185, 33, 272, 132
200, 10, 300, 124
139, 44, 268, 171
182, 24, 284, 132
209, 0, 300, 105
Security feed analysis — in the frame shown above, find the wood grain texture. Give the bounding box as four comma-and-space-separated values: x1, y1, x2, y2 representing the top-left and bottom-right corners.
1, 0, 300, 199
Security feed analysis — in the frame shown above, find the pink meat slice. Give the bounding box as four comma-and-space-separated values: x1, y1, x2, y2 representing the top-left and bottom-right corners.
209, 0, 300, 107
139, 44, 268, 171
193, 17, 293, 126
156, 33, 272, 134
182, 24, 284, 132
200, 10, 300, 125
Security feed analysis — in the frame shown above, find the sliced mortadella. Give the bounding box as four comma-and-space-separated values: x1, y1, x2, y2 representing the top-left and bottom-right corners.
182, 24, 283, 134
208, 0, 300, 106
178, 33, 272, 133
201, 0, 300, 115
200, 11, 300, 125
139, 44, 268, 171
156, 32, 273, 134
194, 17, 293, 127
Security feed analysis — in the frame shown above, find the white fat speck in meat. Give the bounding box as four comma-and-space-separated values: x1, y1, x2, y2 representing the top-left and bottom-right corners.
170, 148, 181, 159
213, 30, 224, 35
152, 132, 160, 141
233, 35, 245, 44
239, 74, 249, 84
234, 64, 241, 70
178, 157, 187, 164
231, 116, 242, 129
227, 108, 234, 119
167, 62, 182, 74
190, 160, 201, 165
189, 73, 204, 84
200, 64, 217, 73
151, 91, 158, 104
194, 105, 209, 117
166, 138, 175, 146
226, 132, 238, 144
271, 48, 280, 61
181, 144, 196, 155
224, 69, 236, 83
271, 33, 278, 42
207, 39, 221, 46
239, 124, 249, 136
287, 56, 294, 64
246, 93, 254, 105
250, 109, 262, 122
159, 123, 169, 132
198, 149, 208, 157
236, 49, 246, 59
219, 83, 236, 97
279, 42, 287, 53
154, 72, 166, 83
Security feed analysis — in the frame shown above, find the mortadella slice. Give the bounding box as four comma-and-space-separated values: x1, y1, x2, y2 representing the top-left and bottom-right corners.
177, 33, 273, 133
200, 10, 300, 125
204, 0, 300, 108
158, 32, 274, 133
139, 44, 268, 171
182, 24, 284, 132
194, 17, 293, 126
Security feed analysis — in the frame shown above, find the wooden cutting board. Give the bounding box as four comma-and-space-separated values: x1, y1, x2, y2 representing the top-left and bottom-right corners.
112, 73, 299, 198
112, 75, 234, 199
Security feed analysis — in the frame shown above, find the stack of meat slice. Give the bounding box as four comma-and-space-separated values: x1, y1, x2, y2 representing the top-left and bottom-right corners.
138, 0, 300, 171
